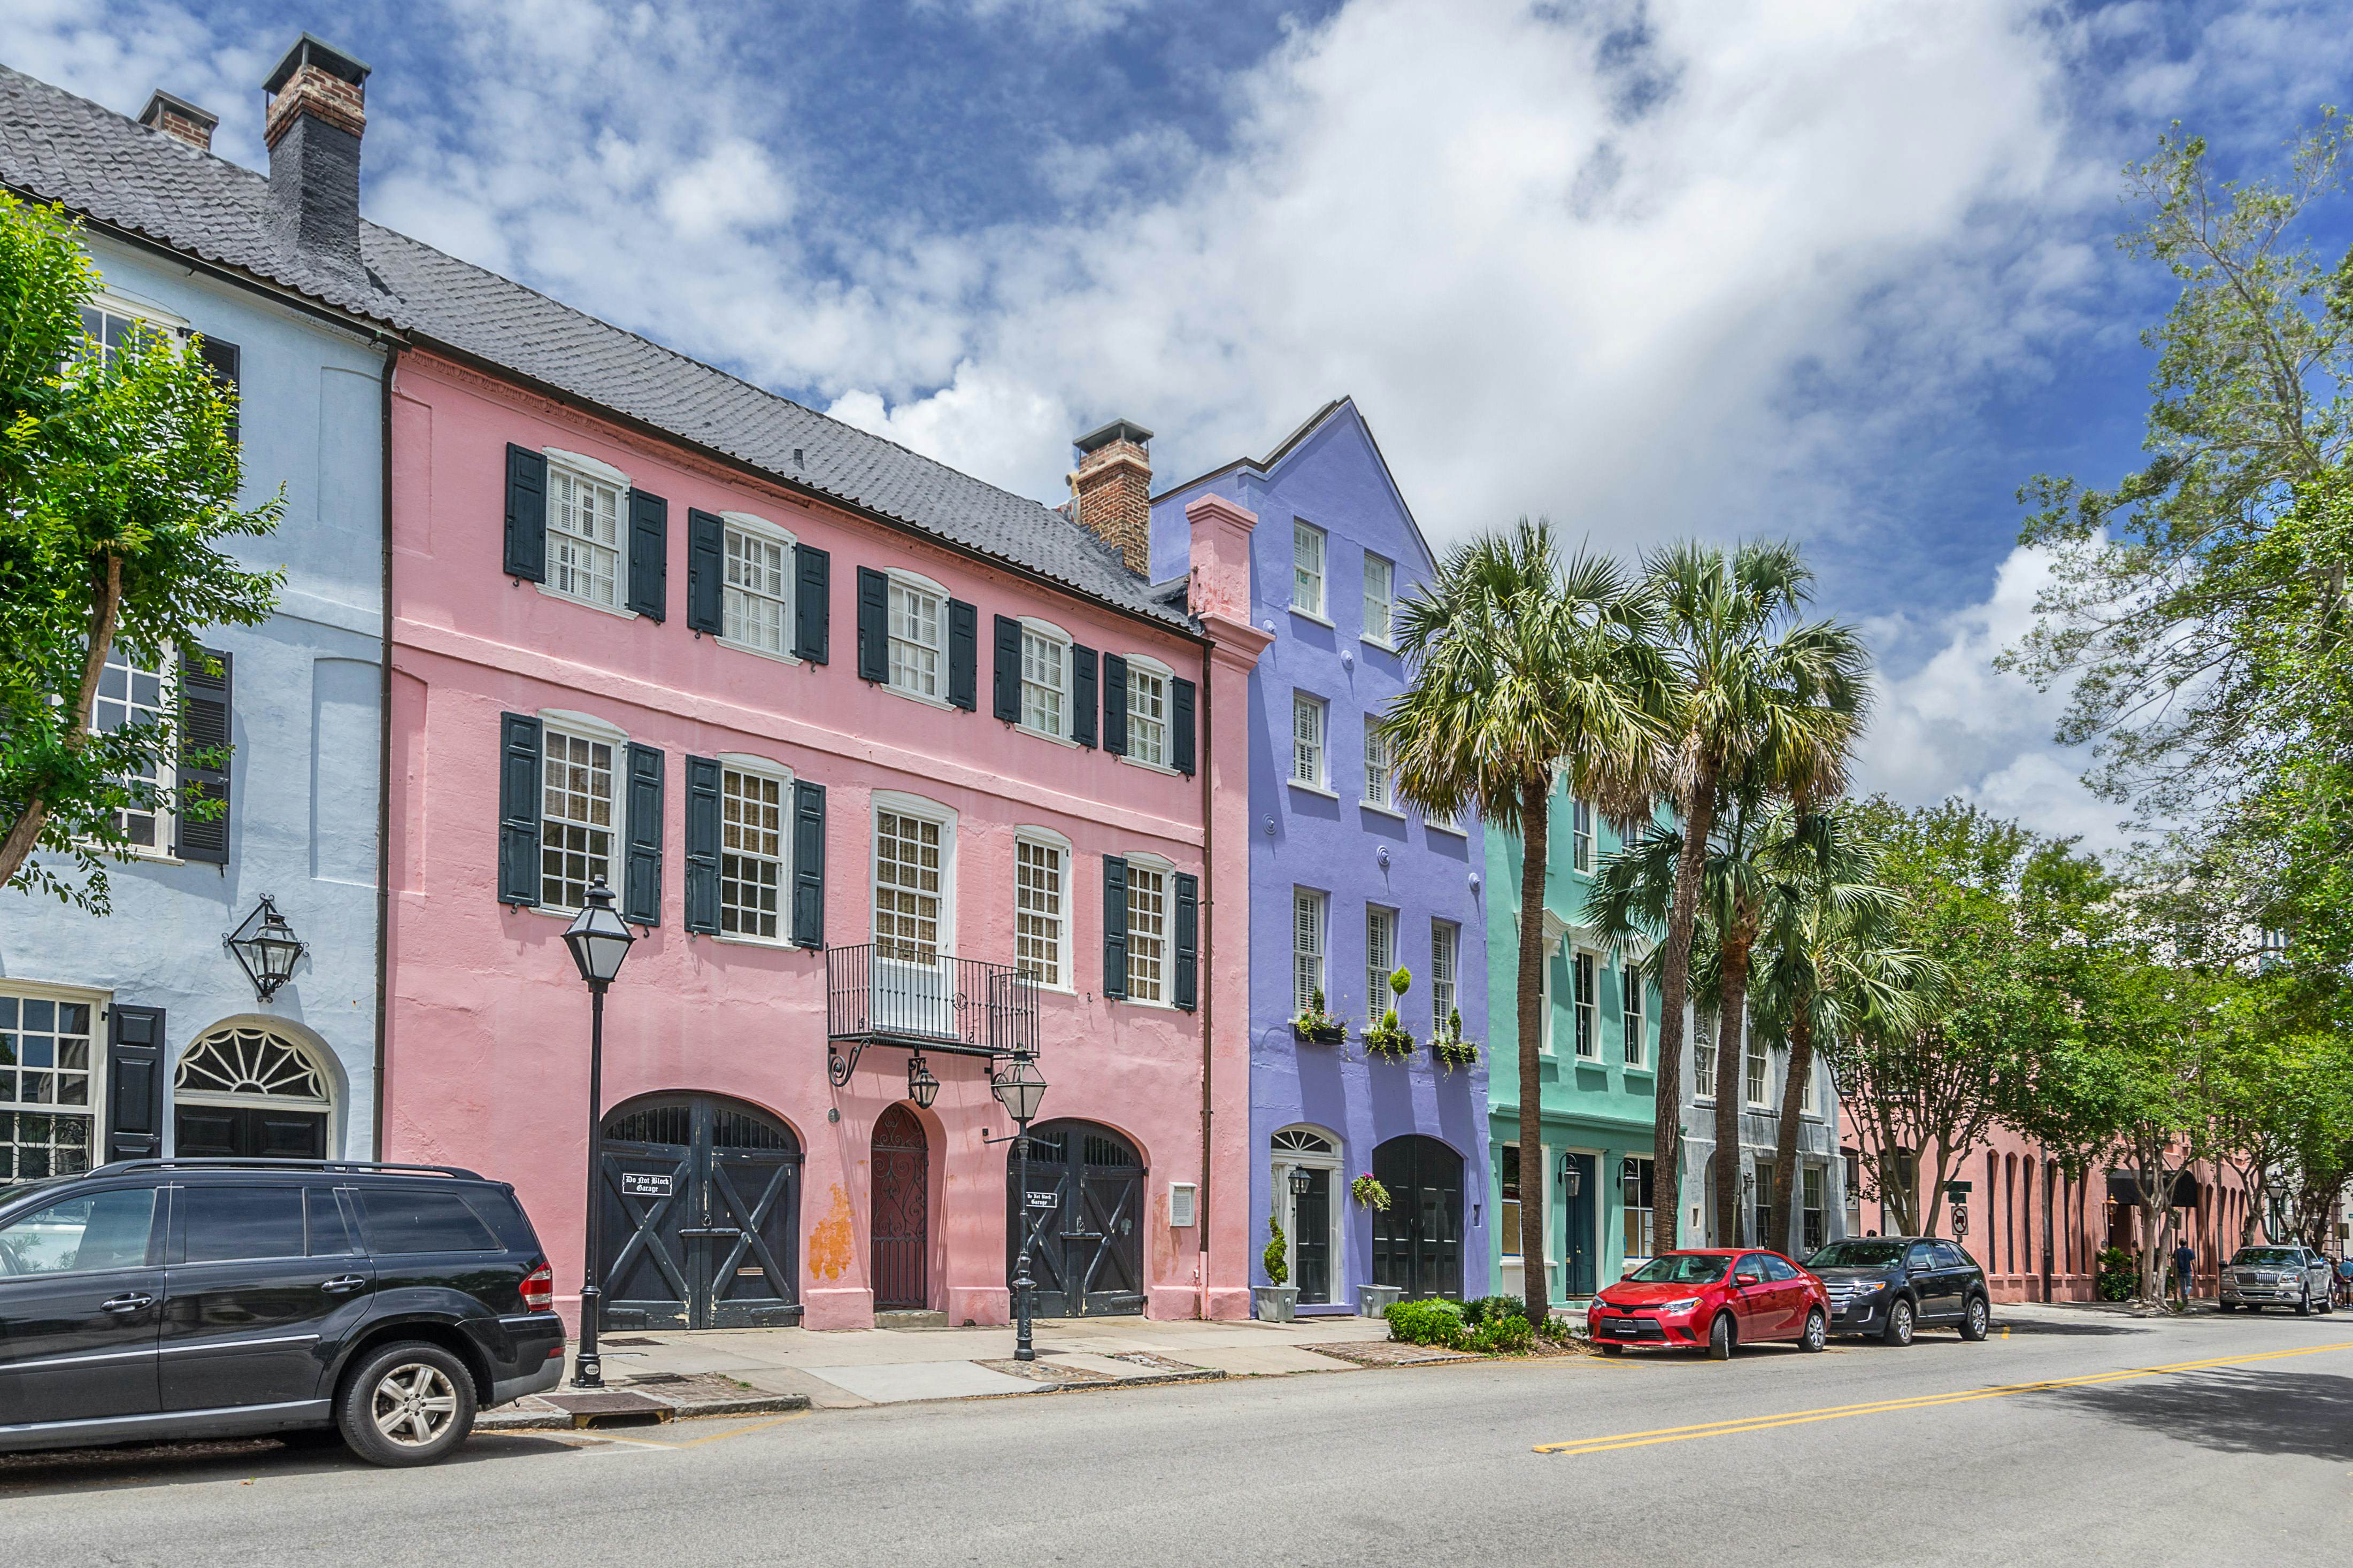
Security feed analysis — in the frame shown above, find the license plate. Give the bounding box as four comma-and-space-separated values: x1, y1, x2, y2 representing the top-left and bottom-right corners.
1609, 1319, 1637, 1335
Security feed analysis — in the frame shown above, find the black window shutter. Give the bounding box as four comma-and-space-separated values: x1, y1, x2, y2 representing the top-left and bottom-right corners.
1072, 645, 1098, 748
947, 599, 978, 711
627, 491, 668, 621
795, 544, 831, 663
194, 335, 240, 445
685, 755, 721, 934
105, 1003, 168, 1160
791, 780, 827, 948
1174, 872, 1199, 1012
497, 713, 542, 906
1102, 854, 1129, 999
686, 508, 725, 634
1102, 653, 1130, 756
175, 646, 232, 865
856, 567, 889, 683
993, 615, 1022, 723
623, 743, 664, 925
503, 444, 547, 582
1172, 677, 1197, 776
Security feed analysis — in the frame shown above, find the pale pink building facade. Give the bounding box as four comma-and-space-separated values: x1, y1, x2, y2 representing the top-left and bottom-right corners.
380, 334, 1263, 1330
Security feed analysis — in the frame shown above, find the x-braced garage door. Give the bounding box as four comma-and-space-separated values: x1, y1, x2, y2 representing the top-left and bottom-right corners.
599, 1093, 803, 1330
1010, 1119, 1145, 1317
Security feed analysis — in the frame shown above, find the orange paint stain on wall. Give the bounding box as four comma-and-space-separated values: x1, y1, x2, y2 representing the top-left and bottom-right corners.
808, 1182, 856, 1280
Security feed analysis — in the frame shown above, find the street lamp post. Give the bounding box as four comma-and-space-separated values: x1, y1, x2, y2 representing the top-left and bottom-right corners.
990, 1055, 1048, 1362
561, 876, 636, 1391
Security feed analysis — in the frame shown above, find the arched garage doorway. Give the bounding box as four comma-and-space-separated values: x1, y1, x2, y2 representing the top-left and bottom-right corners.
172, 1023, 335, 1159
1010, 1119, 1145, 1317
1371, 1134, 1464, 1301
599, 1092, 802, 1331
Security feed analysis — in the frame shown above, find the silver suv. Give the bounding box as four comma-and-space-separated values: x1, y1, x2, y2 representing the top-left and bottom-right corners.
2220, 1245, 2335, 1315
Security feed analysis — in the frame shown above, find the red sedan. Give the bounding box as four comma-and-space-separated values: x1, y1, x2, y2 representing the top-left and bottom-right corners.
1586, 1248, 1829, 1358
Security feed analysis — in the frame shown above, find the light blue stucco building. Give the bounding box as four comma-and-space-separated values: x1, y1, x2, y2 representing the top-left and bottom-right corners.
1152, 399, 1491, 1312
0, 61, 397, 1173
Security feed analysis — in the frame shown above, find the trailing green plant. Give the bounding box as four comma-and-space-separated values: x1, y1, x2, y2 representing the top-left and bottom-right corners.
1431, 1004, 1479, 1069
1363, 969, 1416, 1056
1383, 1298, 1468, 1349
2096, 1245, 2138, 1302
1351, 1172, 1393, 1211
1293, 986, 1344, 1041
1262, 1215, 1288, 1287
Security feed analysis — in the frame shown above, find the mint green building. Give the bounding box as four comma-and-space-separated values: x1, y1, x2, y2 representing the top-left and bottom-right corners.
1485, 779, 1662, 1304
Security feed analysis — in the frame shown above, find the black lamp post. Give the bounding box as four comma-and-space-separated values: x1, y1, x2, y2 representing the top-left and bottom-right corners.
991, 1054, 1049, 1362
561, 876, 635, 1390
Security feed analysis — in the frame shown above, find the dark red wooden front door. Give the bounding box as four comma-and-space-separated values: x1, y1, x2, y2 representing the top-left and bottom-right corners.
872, 1104, 929, 1311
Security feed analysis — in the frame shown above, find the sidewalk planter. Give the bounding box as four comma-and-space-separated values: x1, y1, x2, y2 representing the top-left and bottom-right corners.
1253, 1285, 1300, 1324
1357, 1284, 1403, 1317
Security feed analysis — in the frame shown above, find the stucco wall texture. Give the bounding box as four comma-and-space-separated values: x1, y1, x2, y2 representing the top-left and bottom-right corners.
383, 353, 1254, 1328
1154, 403, 1492, 1310
0, 235, 385, 1158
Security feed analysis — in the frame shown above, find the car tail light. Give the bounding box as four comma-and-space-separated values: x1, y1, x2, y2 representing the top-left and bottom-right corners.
520, 1262, 556, 1312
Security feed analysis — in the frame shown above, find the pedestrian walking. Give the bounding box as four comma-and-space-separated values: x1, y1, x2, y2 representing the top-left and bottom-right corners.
2335, 1255, 2353, 1308
2173, 1240, 2196, 1308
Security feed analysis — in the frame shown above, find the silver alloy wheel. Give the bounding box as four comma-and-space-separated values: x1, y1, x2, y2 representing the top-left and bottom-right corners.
371, 1362, 460, 1448
1803, 1310, 1826, 1350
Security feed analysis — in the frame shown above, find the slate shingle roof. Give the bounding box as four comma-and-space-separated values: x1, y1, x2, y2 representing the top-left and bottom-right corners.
0, 63, 1185, 631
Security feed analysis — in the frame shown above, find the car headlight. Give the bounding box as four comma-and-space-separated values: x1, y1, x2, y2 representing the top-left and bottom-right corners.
1659, 1297, 1700, 1315
1848, 1278, 1886, 1295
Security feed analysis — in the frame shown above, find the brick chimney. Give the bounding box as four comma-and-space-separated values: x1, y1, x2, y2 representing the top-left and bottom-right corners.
138, 91, 219, 153
262, 34, 370, 276
1071, 419, 1155, 576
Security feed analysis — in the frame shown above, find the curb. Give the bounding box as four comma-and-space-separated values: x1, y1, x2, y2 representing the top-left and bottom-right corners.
477, 1392, 811, 1431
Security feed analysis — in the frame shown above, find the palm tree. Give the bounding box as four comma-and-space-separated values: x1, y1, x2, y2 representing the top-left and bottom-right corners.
1638, 541, 1870, 1253
1749, 804, 1935, 1255
1386, 520, 1670, 1323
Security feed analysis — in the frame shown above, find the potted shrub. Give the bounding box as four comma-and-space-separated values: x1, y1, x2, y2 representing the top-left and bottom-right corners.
1254, 1216, 1298, 1323
1431, 1005, 1480, 1070
1292, 987, 1346, 1045
1362, 967, 1416, 1059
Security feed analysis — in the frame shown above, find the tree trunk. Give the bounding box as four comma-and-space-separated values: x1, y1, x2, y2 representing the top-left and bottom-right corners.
1769, 998, 1813, 1256
1651, 761, 1717, 1255
1711, 932, 1752, 1245
0, 553, 123, 890
1517, 777, 1552, 1325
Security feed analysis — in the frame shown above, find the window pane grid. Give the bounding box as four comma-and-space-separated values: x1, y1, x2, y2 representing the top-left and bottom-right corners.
541, 731, 616, 910
1431, 922, 1457, 1037
874, 810, 943, 964
720, 768, 785, 939
1746, 1033, 1769, 1106
1021, 632, 1066, 736
1622, 966, 1644, 1067
723, 527, 790, 653
549, 467, 622, 607
1572, 799, 1594, 874
1365, 908, 1395, 1023
1128, 866, 1167, 1002
1695, 1015, 1717, 1098
1015, 840, 1064, 986
1362, 554, 1393, 644
1291, 694, 1325, 786
889, 583, 943, 698
0, 994, 96, 1180
1293, 891, 1325, 1015
1293, 521, 1325, 616
1574, 951, 1597, 1057
92, 649, 171, 849
1362, 719, 1390, 807
1129, 669, 1167, 766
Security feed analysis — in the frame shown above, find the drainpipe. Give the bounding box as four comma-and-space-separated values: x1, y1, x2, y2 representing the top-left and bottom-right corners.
371, 339, 401, 1161
1197, 632, 1216, 1319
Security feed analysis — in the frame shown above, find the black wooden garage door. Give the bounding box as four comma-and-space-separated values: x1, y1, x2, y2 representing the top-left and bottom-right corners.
1010, 1119, 1144, 1317
599, 1093, 802, 1330
1371, 1134, 1464, 1301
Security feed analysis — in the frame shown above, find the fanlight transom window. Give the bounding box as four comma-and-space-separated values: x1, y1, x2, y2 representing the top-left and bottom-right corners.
1272, 1127, 1337, 1158
176, 1026, 332, 1105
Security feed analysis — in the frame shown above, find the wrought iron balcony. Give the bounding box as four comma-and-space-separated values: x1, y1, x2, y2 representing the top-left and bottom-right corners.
825, 944, 1040, 1083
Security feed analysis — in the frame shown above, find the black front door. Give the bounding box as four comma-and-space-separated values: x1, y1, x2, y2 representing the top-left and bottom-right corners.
1293, 1169, 1333, 1305
159, 1181, 369, 1411
0, 1184, 164, 1428
1012, 1121, 1144, 1317
1371, 1136, 1464, 1301
600, 1094, 802, 1331
173, 1105, 327, 1160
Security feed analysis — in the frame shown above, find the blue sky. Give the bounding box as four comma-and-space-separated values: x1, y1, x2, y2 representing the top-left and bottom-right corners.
8, 0, 2349, 849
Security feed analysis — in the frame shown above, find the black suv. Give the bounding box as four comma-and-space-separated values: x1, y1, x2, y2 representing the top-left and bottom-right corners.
0, 1158, 565, 1465
1804, 1236, 1992, 1346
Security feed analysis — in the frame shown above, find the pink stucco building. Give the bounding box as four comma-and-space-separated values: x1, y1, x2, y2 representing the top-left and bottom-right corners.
373, 271, 1264, 1328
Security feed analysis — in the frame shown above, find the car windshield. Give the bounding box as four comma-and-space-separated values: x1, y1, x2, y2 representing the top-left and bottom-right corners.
1806, 1240, 1909, 1269
1627, 1254, 1730, 1285
2232, 1248, 2304, 1266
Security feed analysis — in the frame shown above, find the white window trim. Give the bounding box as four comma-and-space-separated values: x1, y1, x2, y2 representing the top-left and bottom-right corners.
1364, 904, 1399, 1026
1537, 939, 1557, 1056
1359, 800, 1406, 821
536, 581, 641, 620
1423, 812, 1467, 838
1120, 653, 1178, 774
1289, 604, 1336, 630
1360, 713, 1398, 814
1291, 519, 1329, 621
1016, 616, 1075, 745
1013, 825, 1075, 994
1745, 1035, 1773, 1109
1120, 851, 1178, 1009
537, 449, 638, 619
1621, 965, 1648, 1071
871, 789, 957, 961
714, 511, 801, 667
883, 568, 951, 708
1271, 1124, 1345, 1303
532, 710, 631, 918
0, 980, 110, 1173
1572, 947, 1599, 1059
710, 753, 795, 948
1291, 691, 1329, 792
90, 651, 180, 863
1293, 887, 1328, 1018
1430, 919, 1460, 1040
1500, 1141, 1525, 1260
1360, 551, 1397, 651
542, 446, 633, 488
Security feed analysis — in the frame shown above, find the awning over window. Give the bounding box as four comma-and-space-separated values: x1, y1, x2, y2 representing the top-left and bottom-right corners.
2107, 1169, 2201, 1208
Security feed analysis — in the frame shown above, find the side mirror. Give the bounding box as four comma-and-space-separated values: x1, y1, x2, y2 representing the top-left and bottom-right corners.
1734, 1273, 1760, 1287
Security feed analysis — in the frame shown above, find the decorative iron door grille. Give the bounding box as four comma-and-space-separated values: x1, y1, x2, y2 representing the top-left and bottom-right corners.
871, 1104, 930, 1311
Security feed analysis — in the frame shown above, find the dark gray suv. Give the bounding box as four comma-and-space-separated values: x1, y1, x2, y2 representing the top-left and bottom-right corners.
0, 1158, 565, 1465
1805, 1236, 1993, 1346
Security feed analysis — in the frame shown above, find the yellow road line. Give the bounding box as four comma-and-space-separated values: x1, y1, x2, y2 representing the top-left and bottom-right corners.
1534, 1341, 2352, 1456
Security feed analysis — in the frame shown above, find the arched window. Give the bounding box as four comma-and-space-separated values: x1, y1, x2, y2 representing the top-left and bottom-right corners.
173, 1024, 335, 1161
176, 1025, 332, 1105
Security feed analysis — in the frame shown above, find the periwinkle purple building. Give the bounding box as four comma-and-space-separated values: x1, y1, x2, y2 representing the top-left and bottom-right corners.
1152, 399, 1490, 1312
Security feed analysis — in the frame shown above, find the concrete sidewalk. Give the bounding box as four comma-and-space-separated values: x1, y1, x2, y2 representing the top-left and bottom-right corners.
522, 1311, 1410, 1413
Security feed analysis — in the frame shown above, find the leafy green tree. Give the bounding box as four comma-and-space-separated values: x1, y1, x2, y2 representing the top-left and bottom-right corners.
1387, 520, 1671, 1322
0, 194, 281, 912
1635, 542, 1870, 1250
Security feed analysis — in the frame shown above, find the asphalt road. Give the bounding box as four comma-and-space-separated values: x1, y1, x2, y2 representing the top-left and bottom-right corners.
3, 1304, 2347, 1567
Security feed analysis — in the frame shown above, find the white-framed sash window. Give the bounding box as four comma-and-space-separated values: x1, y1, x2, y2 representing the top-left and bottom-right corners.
1695, 1013, 1718, 1099
1431, 920, 1459, 1038
1573, 949, 1597, 1058
1014, 831, 1069, 988
719, 759, 790, 941
1127, 658, 1171, 768
1291, 693, 1327, 787
1745, 1031, 1770, 1107
721, 514, 795, 656
1126, 858, 1171, 1003
1293, 520, 1326, 617
1362, 552, 1394, 645
545, 458, 625, 611
1020, 622, 1071, 739
1621, 965, 1645, 1067
1293, 889, 1327, 1016
1362, 717, 1393, 808
1365, 906, 1396, 1024
540, 722, 620, 912
1572, 798, 1595, 874
888, 575, 945, 700
0, 988, 98, 1181
91, 648, 174, 855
